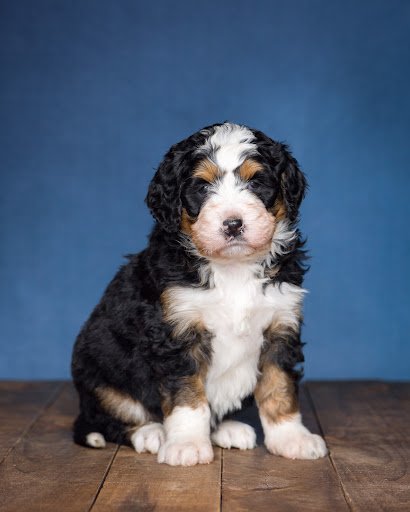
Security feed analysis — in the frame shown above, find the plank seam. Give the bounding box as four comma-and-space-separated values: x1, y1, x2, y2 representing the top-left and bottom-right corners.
305, 383, 354, 512
88, 443, 121, 511
0, 380, 66, 465
220, 447, 224, 512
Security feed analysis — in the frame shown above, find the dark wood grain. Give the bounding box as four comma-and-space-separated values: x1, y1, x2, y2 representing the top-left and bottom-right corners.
0, 382, 118, 512
307, 381, 410, 511
0, 381, 62, 463
221, 386, 350, 511
91, 445, 222, 511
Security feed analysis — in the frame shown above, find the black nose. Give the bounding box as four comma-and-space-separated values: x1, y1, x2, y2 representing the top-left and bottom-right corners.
223, 218, 243, 237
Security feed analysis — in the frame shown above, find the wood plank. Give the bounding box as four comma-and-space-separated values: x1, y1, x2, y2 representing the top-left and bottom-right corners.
91, 444, 222, 511
221, 386, 349, 511
0, 382, 118, 512
307, 381, 410, 511
2, 381, 406, 511
0, 381, 62, 463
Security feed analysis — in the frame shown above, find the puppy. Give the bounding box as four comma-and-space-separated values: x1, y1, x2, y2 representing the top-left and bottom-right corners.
71, 122, 328, 466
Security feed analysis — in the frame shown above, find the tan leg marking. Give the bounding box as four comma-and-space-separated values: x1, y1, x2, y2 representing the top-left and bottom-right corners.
254, 364, 299, 425
255, 324, 328, 460
161, 374, 208, 419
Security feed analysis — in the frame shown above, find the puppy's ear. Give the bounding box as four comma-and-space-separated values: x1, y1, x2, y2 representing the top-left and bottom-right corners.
145, 148, 184, 233
280, 149, 307, 222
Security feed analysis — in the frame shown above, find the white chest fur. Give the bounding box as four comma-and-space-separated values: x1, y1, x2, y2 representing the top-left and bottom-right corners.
165, 262, 305, 420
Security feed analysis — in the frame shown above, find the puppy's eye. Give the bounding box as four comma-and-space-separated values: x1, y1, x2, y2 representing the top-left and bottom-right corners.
197, 184, 210, 196
247, 180, 261, 191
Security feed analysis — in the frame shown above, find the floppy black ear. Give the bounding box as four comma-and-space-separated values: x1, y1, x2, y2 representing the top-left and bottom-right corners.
145, 148, 184, 233
145, 126, 214, 233
280, 149, 307, 222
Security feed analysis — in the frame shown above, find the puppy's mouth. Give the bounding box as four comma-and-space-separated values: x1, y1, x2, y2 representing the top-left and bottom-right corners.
190, 212, 275, 261
223, 234, 246, 245
226, 240, 245, 247
219, 231, 258, 256
222, 226, 246, 244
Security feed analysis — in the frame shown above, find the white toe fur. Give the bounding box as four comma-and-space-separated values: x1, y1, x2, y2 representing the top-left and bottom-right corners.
262, 413, 328, 460
131, 422, 165, 454
211, 420, 256, 450
86, 432, 106, 448
157, 438, 214, 466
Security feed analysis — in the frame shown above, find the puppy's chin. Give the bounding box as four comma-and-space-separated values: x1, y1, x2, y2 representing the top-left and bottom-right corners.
218, 241, 254, 259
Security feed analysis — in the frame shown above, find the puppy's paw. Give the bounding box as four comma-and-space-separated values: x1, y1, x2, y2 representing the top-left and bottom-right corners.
265, 419, 328, 460
157, 438, 214, 466
131, 422, 165, 454
211, 420, 256, 450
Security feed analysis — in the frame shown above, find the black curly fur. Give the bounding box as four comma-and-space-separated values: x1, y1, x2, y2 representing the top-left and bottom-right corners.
71, 122, 309, 447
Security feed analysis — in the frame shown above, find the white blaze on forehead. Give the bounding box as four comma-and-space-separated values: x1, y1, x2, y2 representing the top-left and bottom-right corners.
199, 123, 258, 172
210, 171, 246, 208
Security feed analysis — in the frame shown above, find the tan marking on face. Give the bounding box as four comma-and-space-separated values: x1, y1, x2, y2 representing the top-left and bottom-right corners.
270, 196, 287, 222
254, 364, 299, 425
95, 387, 151, 425
161, 374, 208, 418
193, 159, 220, 182
238, 159, 264, 180
180, 207, 195, 236
183, 160, 277, 262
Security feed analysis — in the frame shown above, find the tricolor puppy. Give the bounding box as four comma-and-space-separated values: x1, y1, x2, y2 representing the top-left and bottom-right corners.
71, 122, 328, 466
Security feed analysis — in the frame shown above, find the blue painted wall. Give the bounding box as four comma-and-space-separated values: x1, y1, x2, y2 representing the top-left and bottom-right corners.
1, 1, 409, 379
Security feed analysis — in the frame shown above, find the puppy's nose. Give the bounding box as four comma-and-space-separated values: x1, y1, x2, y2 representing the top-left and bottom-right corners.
223, 218, 243, 237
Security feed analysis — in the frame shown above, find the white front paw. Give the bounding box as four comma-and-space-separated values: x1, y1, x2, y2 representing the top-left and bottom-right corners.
267, 430, 327, 459
263, 415, 328, 460
157, 438, 214, 466
211, 420, 256, 450
131, 423, 165, 454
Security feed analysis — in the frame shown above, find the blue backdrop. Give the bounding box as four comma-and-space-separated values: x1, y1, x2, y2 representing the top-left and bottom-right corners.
1, 1, 409, 380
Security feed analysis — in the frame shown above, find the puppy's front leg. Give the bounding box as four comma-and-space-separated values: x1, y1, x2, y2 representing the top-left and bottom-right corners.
158, 376, 213, 466
255, 360, 328, 460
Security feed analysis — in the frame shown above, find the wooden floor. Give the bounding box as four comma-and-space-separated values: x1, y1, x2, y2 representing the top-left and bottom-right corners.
0, 381, 409, 511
